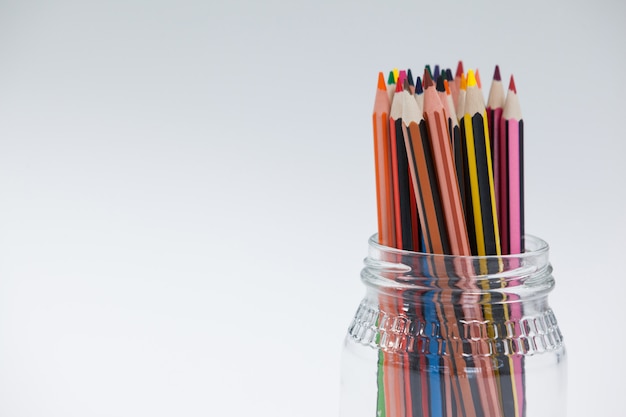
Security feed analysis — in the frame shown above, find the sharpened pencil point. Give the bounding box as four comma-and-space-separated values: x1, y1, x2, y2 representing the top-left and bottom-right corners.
444, 79, 451, 94
509, 75, 517, 93
407, 69, 415, 87
377, 72, 386, 90
433, 65, 440, 81
398, 70, 406, 85
493, 65, 501, 81
396, 70, 406, 93
475, 69, 482, 88
403, 78, 411, 92
446, 68, 453, 81
436, 75, 445, 92
456, 60, 464, 77
467, 70, 477, 88
415, 76, 423, 94
393, 68, 399, 83
460, 73, 467, 90
425, 65, 433, 80
423, 69, 434, 88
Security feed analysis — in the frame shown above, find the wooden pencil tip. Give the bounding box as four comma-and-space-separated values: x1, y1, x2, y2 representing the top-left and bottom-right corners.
425, 65, 433, 80
460, 73, 467, 90
415, 76, 423, 94
403, 78, 411, 92
493, 65, 501, 81
467, 69, 477, 88
509, 75, 517, 93
446, 68, 454, 81
393, 68, 399, 83
423, 68, 434, 88
475, 69, 482, 88
377, 72, 386, 90
407, 68, 415, 86
433, 65, 440, 81
444, 79, 451, 94
398, 70, 406, 84
436, 75, 445, 92
456, 60, 464, 77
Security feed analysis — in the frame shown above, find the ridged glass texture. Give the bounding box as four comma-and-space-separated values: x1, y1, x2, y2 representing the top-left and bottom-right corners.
340, 235, 566, 417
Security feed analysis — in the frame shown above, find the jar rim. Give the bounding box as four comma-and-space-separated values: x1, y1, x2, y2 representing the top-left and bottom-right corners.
363, 234, 552, 291
368, 233, 549, 261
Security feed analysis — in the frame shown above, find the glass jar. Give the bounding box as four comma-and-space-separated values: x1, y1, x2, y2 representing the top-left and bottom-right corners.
340, 235, 566, 417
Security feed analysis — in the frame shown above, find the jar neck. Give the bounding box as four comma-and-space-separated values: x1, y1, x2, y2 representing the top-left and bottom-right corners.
361, 234, 553, 301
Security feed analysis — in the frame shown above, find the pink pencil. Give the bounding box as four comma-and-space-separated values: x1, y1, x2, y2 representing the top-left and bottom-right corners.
501, 75, 524, 255
502, 74, 525, 417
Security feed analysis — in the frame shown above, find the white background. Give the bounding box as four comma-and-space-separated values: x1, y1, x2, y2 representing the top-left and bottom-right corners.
0, 0, 624, 416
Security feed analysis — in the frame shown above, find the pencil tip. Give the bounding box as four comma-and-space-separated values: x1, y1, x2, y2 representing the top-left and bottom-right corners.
433, 65, 440, 81
425, 65, 433, 80
403, 78, 411, 92
444, 79, 451, 94
399, 69, 406, 82
436, 75, 445, 92
509, 75, 517, 93
446, 68, 454, 81
407, 68, 415, 86
456, 60, 464, 77
475, 69, 482, 88
467, 70, 477, 88
377, 72, 386, 90
395, 70, 406, 92
415, 76, 423, 94
493, 65, 501, 81
423, 68, 434, 88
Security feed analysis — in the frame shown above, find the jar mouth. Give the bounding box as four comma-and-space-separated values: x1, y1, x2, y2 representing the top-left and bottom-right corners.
368, 234, 549, 261
363, 234, 552, 292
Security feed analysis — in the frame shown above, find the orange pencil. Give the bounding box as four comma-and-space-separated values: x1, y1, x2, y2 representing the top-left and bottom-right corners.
424, 73, 470, 256
372, 72, 395, 246
404, 73, 480, 417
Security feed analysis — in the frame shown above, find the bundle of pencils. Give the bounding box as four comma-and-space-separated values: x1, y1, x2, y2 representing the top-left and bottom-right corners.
371, 62, 525, 417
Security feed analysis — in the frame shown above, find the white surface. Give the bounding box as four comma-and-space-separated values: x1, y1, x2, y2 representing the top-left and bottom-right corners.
0, 0, 624, 416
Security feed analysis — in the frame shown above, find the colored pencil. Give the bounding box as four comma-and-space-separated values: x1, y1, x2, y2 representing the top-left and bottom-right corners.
501, 74, 526, 417
461, 69, 500, 256
446, 68, 459, 110
390, 73, 419, 251
403, 85, 472, 417
372, 71, 395, 247
488, 65, 506, 229
387, 70, 397, 104
500, 75, 524, 255
407, 68, 416, 95
426, 73, 471, 257
454, 60, 464, 93
455, 72, 466, 122
414, 76, 424, 113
